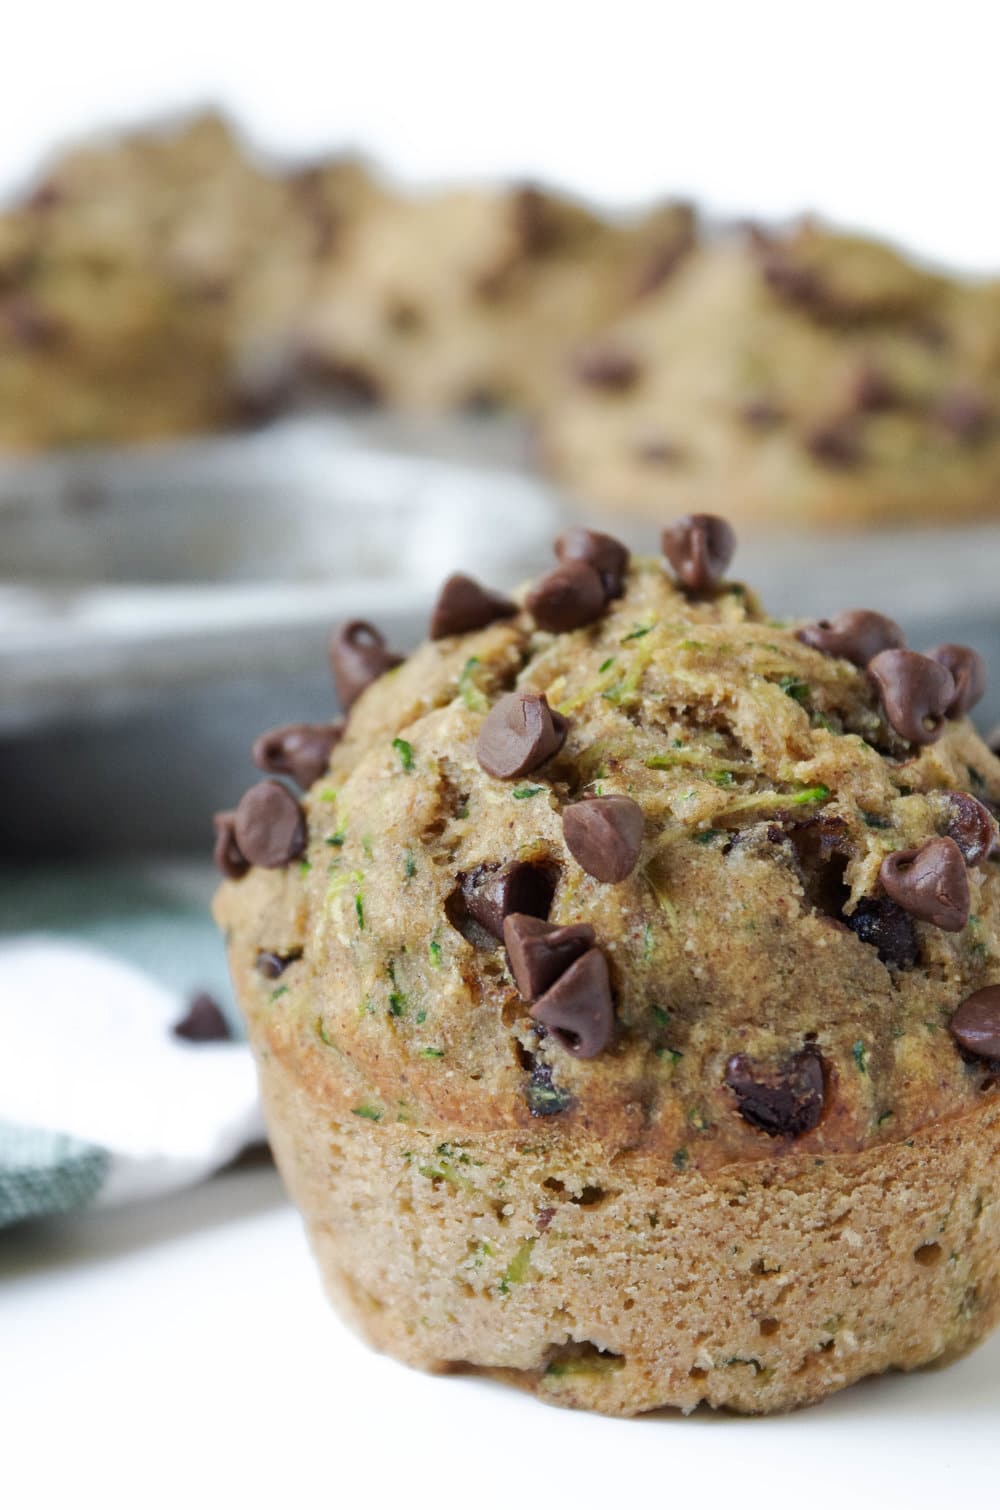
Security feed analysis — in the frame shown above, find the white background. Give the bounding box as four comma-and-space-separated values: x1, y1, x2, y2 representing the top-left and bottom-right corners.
1, 1, 998, 271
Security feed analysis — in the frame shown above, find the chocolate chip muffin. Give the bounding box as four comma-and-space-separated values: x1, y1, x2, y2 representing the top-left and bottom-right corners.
0, 113, 369, 449
214, 514, 1000, 1415
298, 184, 695, 413
537, 227, 1000, 529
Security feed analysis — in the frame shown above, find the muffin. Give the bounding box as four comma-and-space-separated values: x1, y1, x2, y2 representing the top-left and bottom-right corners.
0, 113, 367, 449
536, 226, 1000, 529
297, 182, 695, 412
214, 514, 1000, 1415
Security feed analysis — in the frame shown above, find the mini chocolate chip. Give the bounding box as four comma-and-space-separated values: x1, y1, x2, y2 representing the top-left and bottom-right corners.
255, 950, 300, 979
574, 346, 640, 391
503, 914, 596, 999
797, 609, 905, 667
476, 691, 568, 779
212, 811, 249, 880
554, 527, 629, 600
759, 256, 826, 311
990, 727, 1000, 757
429, 573, 517, 640
740, 397, 786, 429
3, 293, 64, 349
806, 420, 862, 468
526, 560, 606, 633
950, 987, 1000, 1060
512, 185, 563, 257
173, 993, 232, 1043
944, 792, 998, 867
458, 861, 558, 943
724, 1048, 825, 1137
851, 362, 898, 413
233, 781, 307, 869
935, 388, 991, 442
635, 435, 686, 466
562, 795, 644, 883
868, 649, 956, 745
845, 896, 918, 969
329, 620, 403, 711
662, 513, 736, 592
879, 836, 970, 932
925, 644, 988, 717
302, 353, 381, 407
252, 720, 345, 789
530, 948, 614, 1058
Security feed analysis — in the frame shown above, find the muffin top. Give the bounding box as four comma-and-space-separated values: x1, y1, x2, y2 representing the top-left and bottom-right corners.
215, 517, 1000, 1172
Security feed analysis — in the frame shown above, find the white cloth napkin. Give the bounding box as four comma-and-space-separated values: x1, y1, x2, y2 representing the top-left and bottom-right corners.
0, 936, 263, 1225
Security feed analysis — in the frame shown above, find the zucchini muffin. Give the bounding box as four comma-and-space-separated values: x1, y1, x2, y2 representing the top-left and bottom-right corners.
217, 514, 1000, 1416
537, 226, 1000, 529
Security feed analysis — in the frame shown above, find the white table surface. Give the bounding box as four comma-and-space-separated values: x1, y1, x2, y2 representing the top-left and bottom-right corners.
3, 1160, 998, 1510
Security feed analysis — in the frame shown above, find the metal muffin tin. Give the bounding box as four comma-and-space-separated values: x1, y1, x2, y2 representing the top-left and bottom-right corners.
2, 412, 998, 857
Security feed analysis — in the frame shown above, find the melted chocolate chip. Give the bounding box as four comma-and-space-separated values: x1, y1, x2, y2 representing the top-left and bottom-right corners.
476, 692, 568, 779
944, 792, 998, 867
173, 993, 231, 1043
950, 987, 1000, 1060
554, 527, 629, 600
925, 644, 988, 717
329, 620, 403, 711
879, 836, 970, 932
252, 720, 344, 789
429, 573, 518, 640
797, 609, 905, 668
574, 346, 640, 391
806, 420, 862, 468
525, 560, 606, 632
868, 649, 956, 745
530, 948, 614, 1058
453, 861, 558, 944
212, 811, 249, 880
562, 795, 644, 883
233, 781, 307, 869
724, 1047, 825, 1137
662, 514, 736, 592
846, 896, 918, 969
503, 914, 596, 999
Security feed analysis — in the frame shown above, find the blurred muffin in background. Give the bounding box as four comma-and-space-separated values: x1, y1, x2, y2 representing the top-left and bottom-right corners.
0, 113, 366, 448
537, 223, 1000, 529
0, 114, 997, 533
298, 183, 695, 413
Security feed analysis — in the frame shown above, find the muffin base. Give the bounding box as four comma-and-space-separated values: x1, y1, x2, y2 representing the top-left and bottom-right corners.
258, 1050, 1000, 1415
